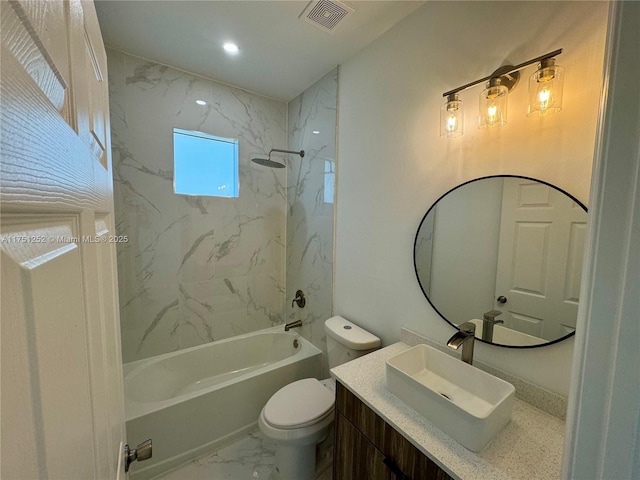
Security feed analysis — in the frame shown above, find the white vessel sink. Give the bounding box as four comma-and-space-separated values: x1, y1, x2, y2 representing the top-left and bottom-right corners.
386, 344, 515, 452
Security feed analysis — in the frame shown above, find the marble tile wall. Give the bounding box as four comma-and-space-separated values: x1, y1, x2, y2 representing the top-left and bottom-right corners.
286, 68, 338, 376
108, 49, 288, 363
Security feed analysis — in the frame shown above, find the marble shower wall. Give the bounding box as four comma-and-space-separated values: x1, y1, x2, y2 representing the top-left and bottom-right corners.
107, 49, 288, 363
286, 68, 338, 375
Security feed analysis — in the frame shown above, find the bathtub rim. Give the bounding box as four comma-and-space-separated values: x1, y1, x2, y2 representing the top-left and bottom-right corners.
123, 325, 321, 421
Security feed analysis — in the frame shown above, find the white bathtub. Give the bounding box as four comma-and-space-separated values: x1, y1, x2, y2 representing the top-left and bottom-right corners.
123, 326, 322, 479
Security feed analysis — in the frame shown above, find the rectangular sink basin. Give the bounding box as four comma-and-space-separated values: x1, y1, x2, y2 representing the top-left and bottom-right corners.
386, 344, 515, 452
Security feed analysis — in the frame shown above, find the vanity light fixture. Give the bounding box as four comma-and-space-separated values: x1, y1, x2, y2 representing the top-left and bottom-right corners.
440, 93, 464, 137
527, 57, 564, 116
478, 77, 509, 129
441, 48, 563, 136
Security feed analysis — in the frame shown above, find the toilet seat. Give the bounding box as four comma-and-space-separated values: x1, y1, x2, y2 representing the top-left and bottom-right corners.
263, 378, 334, 429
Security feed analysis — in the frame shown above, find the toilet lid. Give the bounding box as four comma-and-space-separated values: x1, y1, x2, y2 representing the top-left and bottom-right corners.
263, 378, 334, 429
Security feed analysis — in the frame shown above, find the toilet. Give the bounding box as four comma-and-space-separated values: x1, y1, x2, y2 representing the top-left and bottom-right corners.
258, 316, 381, 479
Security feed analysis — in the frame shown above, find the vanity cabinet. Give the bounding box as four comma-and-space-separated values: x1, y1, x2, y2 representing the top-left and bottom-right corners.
334, 382, 453, 480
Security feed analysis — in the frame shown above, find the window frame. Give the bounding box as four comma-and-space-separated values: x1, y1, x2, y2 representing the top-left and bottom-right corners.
173, 128, 239, 198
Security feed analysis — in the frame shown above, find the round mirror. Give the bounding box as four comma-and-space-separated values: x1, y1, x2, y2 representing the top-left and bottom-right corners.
414, 175, 587, 348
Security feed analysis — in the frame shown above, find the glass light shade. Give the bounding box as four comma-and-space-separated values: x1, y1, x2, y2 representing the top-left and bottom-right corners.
440, 95, 464, 137
478, 79, 508, 129
528, 59, 564, 117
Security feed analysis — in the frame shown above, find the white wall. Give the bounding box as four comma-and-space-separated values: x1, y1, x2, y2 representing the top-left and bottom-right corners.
429, 178, 502, 324
335, 1, 608, 396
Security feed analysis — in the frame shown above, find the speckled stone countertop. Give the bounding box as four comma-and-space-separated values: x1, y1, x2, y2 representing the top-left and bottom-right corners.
331, 342, 565, 480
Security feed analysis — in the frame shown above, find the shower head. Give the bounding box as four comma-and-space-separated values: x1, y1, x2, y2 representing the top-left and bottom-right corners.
251, 156, 286, 169
250, 148, 305, 169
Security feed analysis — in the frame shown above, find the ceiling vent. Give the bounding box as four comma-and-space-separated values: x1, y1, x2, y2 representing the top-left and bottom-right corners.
300, 0, 355, 34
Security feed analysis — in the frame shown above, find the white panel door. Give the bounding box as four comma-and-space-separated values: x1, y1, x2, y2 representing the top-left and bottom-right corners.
1, 1, 127, 478
494, 178, 587, 341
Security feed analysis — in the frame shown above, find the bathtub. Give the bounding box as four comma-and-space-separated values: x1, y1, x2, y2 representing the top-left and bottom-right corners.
123, 326, 322, 479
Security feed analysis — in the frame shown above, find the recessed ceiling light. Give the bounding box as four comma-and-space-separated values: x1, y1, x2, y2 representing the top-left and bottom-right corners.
223, 42, 239, 55
312, 130, 320, 135
196, 100, 207, 106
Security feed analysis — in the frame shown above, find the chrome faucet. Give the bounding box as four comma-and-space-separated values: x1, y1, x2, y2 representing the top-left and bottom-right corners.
482, 310, 504, 342
447, 322, 476, 365
284, 320, 302, 331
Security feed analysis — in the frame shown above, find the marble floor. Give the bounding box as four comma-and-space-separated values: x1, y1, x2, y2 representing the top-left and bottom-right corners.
155, 429, 332, 480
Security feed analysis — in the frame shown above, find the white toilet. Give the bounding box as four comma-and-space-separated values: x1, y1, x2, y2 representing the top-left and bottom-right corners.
258, 316, 380, 480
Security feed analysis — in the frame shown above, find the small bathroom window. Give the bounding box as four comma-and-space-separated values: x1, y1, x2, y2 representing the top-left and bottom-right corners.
324, 159, 335, 204
173, 128, 239, 197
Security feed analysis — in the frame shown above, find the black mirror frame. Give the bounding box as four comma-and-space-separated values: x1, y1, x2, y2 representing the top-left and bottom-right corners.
413, 174, 588, 349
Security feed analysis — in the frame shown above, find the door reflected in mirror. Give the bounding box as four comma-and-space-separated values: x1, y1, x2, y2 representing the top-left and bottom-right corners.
414, 176, 588, 348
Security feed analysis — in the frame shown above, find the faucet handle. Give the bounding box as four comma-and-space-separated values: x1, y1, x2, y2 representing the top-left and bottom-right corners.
292, 290, 306, 308
458, 321, 476, 335
483, 309, 502, 321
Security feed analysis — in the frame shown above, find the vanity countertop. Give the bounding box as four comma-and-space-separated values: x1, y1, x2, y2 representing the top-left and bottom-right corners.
331, 342, 566, 480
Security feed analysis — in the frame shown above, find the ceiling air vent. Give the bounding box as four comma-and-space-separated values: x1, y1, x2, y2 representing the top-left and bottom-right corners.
300, 0, 355, 34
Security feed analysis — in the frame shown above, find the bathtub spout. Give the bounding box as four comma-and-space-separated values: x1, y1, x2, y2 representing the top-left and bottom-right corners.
284, 320, 302, 331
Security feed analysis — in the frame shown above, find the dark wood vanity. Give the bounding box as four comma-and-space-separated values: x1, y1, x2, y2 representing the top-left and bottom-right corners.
334, 381, 453, 480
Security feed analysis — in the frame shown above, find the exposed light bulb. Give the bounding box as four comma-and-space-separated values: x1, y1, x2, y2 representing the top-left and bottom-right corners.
487, 104, 498, 124
528, 58, 564, 117
536, 87, 551, 114
196, 100, 207, 106
538, 88, 551, 105
440, 94, 464, 138
446, 115, 457, 133
478, 78, 508, 129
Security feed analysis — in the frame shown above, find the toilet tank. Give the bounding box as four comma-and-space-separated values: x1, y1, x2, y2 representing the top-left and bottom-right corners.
325, 316, 381, 369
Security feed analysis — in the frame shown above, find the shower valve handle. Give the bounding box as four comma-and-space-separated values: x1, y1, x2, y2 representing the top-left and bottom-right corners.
292, 290, 306, 308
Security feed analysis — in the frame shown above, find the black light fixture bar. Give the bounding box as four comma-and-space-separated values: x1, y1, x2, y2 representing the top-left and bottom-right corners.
442, 48, 563, 98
